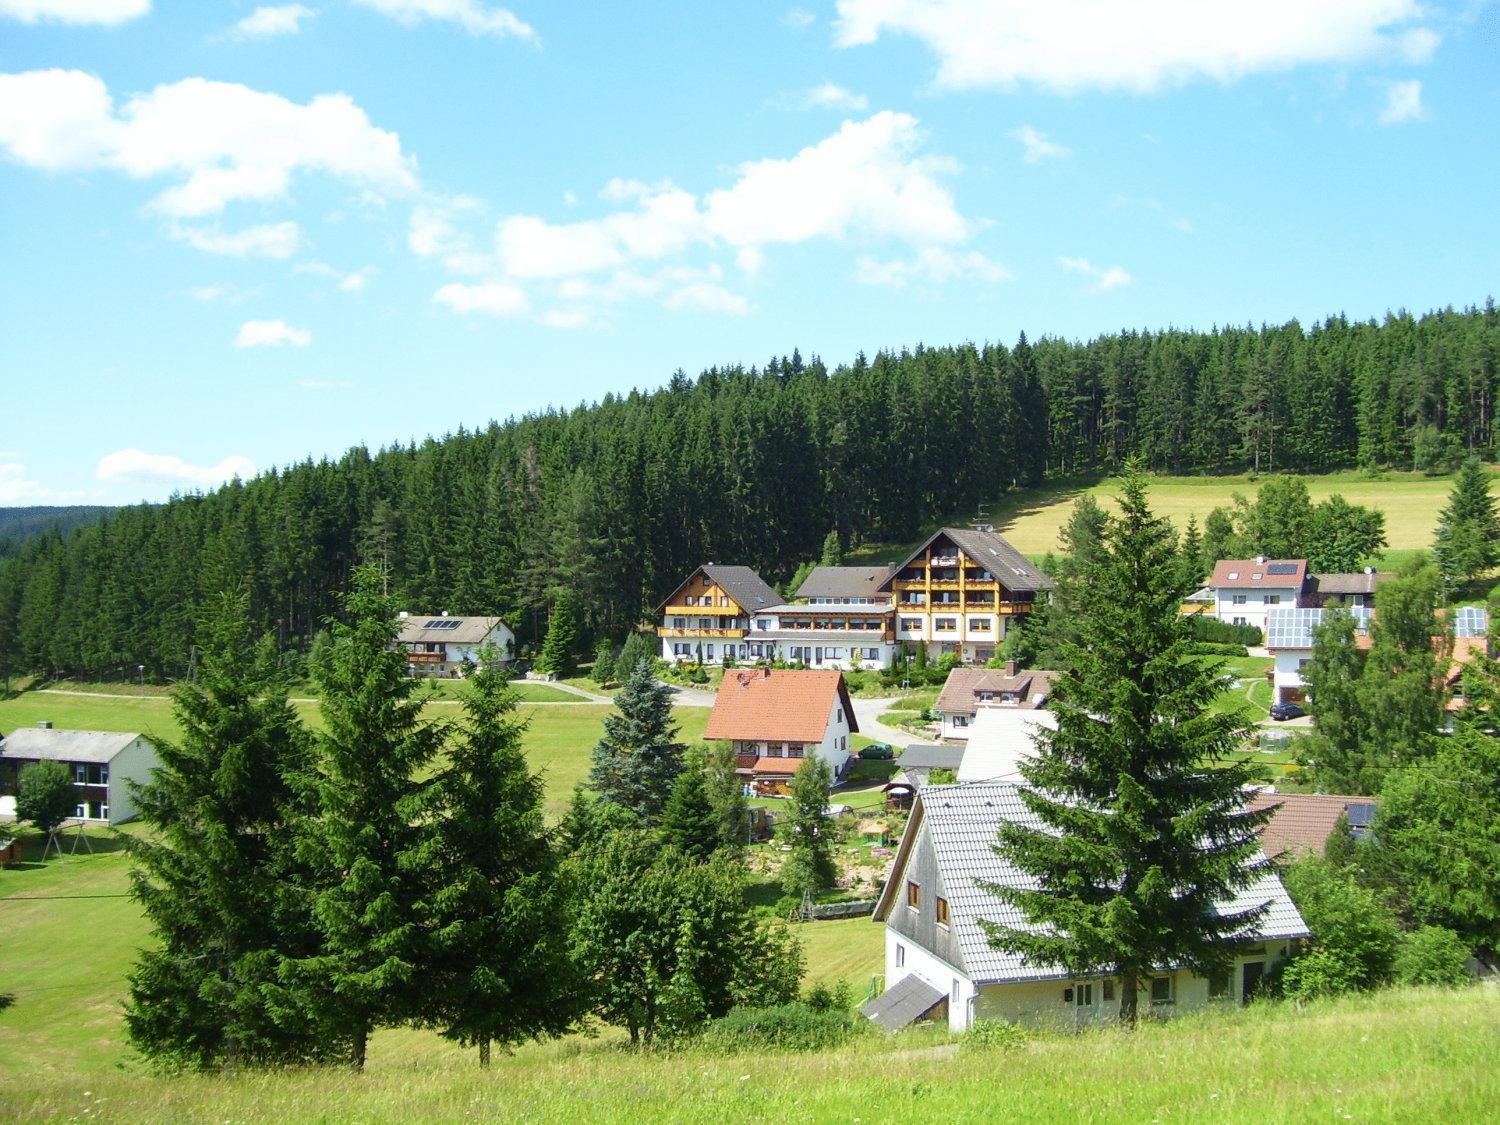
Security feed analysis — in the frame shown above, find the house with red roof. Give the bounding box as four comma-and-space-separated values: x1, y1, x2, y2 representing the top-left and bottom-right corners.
703, 668, 857, 796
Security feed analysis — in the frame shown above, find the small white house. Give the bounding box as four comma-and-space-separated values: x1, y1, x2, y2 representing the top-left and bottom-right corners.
862, 782, 1308, 1032
395, 613, 515, 678
934, 663, 1057, 744
0, 724, 158, 825
1205, 559, 1307, 634
702, 668, 857, 795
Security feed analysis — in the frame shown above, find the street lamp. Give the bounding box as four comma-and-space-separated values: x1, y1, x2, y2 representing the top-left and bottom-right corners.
137, 664, 144, 688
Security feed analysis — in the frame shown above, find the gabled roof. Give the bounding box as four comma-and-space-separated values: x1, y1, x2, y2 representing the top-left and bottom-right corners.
879, 527, 1053, 594
1265, 606, 1375, 651
1307, 571, 1389, 598
396, 615, 510, 645
793, 565, 893, 600
702, 668, 858, 743
934, 665, 1058, 716
656, 564, 781, 614
897, 743, 965, 770
1209, 559, 1307, 589
1244, 791, 1375, 861
873, 782, 1309, 985
0, 727, 144, 765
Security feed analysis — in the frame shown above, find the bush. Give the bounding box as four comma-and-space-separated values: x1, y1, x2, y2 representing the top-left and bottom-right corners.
962, 1019, 1029, 1052
1393, 926, 1471, 988
1282, 949, 1364, 1001
700, 1002, 859, 1053
1282, 855, 1400, 992
1185, 641, 1251, 657
1189, 616, 1263, 646
803, 980, 854, 1012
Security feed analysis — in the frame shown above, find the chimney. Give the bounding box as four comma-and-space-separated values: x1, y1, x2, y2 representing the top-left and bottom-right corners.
398, 611, 410, 619
1255, 555, 1266, 565
1005, 660, 1017, 676
441, 610, 450, 617
37, 720, 53, 729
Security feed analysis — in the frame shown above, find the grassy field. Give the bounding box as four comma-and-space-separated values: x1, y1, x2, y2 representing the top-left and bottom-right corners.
0, 689, 710, 813
845, 468, 1491, 565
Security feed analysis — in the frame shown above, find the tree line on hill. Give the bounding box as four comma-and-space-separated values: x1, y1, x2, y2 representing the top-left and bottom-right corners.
0, 302, 1496, 681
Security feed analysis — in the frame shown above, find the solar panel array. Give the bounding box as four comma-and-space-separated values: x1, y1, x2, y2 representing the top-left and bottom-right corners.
1453, 606, 1490, 638
1265, 606, 1374, 650
1266, 563, 1300, 575
423, 618, 462, 630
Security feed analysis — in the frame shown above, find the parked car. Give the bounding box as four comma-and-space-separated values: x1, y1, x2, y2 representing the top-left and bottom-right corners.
859, 742, 895, 760
1269, 701, 1306, 722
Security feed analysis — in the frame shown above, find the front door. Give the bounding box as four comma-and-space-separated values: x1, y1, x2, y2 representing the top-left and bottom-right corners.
1073, 981, 1099, 1026
1241, 961, 1266, 1004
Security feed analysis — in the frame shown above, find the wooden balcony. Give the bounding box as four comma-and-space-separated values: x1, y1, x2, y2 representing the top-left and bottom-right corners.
929, 579, 961, 591
657, 626, 747, 638
404, 650, 445, 664
660, 604, 742, 616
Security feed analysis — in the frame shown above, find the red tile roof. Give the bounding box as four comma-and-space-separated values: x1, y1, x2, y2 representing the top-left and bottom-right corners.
1210, 559, 1307, 589
703, 668, 857, 743
1246, 791, 1374, 860
934, 665, 1058, 716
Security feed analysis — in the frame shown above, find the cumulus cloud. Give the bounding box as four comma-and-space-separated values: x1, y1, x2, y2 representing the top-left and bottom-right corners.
172, 221, 302, 258
780, 81, 869, 112
95, 449, 256, 487
230, 4, 313, 38
1012, 125, 1068, 163
0, 69, 419, 217
421, 112, 984, 325
235, 319, 311, 347
296, 260, 373, 291
1379, 79, 1424, 124
352, 0, 535, 41
834, 0, 1439, 94
855, 246, 1009, 288
1060, 255, 1132, 293
0, 0, 147, 25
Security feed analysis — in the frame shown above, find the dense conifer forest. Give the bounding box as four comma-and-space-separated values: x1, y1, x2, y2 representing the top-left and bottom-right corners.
1, 302, 1495, 679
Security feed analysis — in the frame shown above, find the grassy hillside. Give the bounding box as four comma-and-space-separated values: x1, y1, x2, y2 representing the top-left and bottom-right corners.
846, 468, 1493, 565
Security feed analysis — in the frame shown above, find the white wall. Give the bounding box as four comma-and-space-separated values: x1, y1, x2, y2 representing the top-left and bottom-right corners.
107, 735, 159, 824
1271, 650, 1311, 703
817, 696, 852, 775
1211, 586, 1298, 633
884, 927, 978, 1031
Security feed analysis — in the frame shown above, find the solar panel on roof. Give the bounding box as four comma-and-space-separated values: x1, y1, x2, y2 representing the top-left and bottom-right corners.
1454, 606, 1489, 638
1345, 803, 1376, 829
1266, 563, 1299, 575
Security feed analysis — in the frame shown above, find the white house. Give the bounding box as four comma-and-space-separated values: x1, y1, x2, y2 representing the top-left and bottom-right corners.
1206, 559, 1308, 634
655, 564, 783, 664
0, 724, 158, 825
1265, 606, 1375, 704
396, 614, 515, 678
862, 782, 1309, 1032
702, 668, 857, 796
933, 663, 1058, 744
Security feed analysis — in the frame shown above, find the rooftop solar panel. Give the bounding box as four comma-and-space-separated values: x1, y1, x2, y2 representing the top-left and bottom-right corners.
1266, 563, 1299, 575
1454, 606, 1489, 638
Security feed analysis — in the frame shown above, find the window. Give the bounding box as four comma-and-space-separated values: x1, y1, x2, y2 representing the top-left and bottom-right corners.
1265, 594, 1282, 605
837, 707, 844, 722
895, 944, 906, 968
74, 802, 86, 819
906, 881, 920, 911
702, 575, 711, 586
684, 595, 696, 606
706, 644, 715, 660
1231, 594, 1248, 605
952, 715, 969, 728
935, 896, 950, 927
720, 597, 730, 607
864, 648, 879, 661
970, 618, 992, 631
902, 618, 922, 631
787, 746, 803, 758
756, 618, 770, 631
935, 617, 957, 632
673, 617, 686, 629
99, 804, 109, 820
1102, 979, 1115, 1002
1150, 976, 1174, 1005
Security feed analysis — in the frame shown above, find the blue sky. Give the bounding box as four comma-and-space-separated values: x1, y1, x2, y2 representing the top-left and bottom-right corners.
1, 0, 1496, 505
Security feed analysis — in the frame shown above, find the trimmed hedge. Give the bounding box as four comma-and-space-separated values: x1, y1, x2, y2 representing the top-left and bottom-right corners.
1190, 616, 1264, 646
1185, 641, 1252, 657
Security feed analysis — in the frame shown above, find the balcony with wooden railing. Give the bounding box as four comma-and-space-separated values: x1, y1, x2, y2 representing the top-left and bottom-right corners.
657, 626, 747, 638
659, 603, 744, 616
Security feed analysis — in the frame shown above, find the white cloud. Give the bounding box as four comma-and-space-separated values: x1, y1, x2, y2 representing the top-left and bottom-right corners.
296, 260, 373, 291
783, 7, 814, 28
1012, 125, 1068, 163
0, 69, 419, 217
187, 282, 232, 301
0, 461, 85, 503
172, 221, 302, 258
783, 81, 869, 112
231, 4, 312, 38
0, 0, 147, 25
433, 281, 530, 316
95, 449, 255, 487
352, 0, 535, 41
856, 246, 1009, 287
235, 319, 311, 347
834, 0, 1439, 94
1060, 255, 1132, 293
1379, 78, 1424, 123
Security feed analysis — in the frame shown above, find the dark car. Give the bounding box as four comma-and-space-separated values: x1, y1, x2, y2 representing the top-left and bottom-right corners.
859, 742, 895, 760
1269, 702, 1306, 722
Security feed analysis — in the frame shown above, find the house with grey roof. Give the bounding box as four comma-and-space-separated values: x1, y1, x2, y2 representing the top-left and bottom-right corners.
396, 613, 515, 678
0, 723, 159, 825
861, 782, 1308, 1031
655, 563, 783, 664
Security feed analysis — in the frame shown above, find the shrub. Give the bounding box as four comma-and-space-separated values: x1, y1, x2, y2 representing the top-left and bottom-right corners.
700, 1002, 859, 1053
1282, 854, 1399, 992
1282, 949, 1364, 1001
803, 980, 854, 1013
1185, 641, 1251, 657
1189, 616, 1263, 646
962, 1019, 1029, 1052
1393, 926, 1471, 988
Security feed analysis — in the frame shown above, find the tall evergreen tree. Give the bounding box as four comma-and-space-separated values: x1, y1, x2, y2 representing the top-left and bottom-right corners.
420, 651, 577, 1066
1433, 457, 1500, 593
591, 638, 616, 687
285, 567, 445, 1069
535, 590, 579, 677
705, 742, 750, 852
616, 631, 654, 680
586, 657, 685, 822
1301, 608, 1370, 791
126, 594, 328, 1069
819, 529, 843, 567
660, 752, 721, 861
1357, 559, 1443, 773
985, 467, 1273, 1026
1178, 514, 1205, 588
780, 756, 836, 900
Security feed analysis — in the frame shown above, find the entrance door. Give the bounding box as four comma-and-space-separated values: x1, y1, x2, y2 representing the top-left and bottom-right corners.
1241, 961, 1266, 1004
1073, 981, 1099, 1026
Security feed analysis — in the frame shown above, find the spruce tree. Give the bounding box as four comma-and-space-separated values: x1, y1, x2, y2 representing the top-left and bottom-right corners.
1301, 609, 1370, 791
535, 591, 579, 677
586, 656, 685, 823
591, 638, 616, 687
1357, 559, 1443, 776
126, 594, 328, 1069
705, 742, 749, 852
1179, 514, 1205, 588
780, 756, 836, 900
420, 655, 577, 1066
285, 566, 445, 1069
660, 753, 721, 860
985, 466, 1273, 1026
1433, 457, 1499, 593
820, 529, 843, 567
